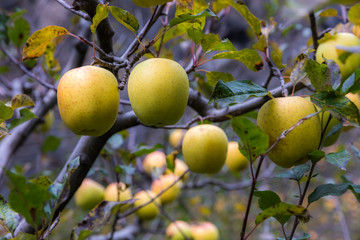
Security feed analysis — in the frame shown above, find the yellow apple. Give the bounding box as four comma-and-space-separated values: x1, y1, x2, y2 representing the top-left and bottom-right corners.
104, 182, 132, 211
182, 124, 228, 174
128, 58, 189, 127
166, 220, 192, 240
191, 222, 220, 240
74, 178, 105, 211
132, 0, 173, 8
143, 151, 167, 175
133, 190, 161, 220
257, 96, 321, 168
169, 129, 186, 148
316, 32, 360, 81
225, 141, 249, 172
57, 65, 120, 136
151, 174, 181, 204
165, 159, 190, 181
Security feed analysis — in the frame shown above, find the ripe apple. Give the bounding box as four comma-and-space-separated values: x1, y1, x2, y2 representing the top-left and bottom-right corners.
57, 65, 120, 136
257, 96, 321, 168
166, 220, 192, 240
191, 222, 220, 240
316, 32, 360, 81
74, 178, 105, 211
182, 124, 228, 174
128, 58, 189, 127
104, 182, 132, 211
165, 158, 190, 181
132, 0, 173, 8
133, 190, 161, 220
151, 174, 181, 204
169, 129, 186, 148
225, 141, 249, 172
143, 151, 167, 175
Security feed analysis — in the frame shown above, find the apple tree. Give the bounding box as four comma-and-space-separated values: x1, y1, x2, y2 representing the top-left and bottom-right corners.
1, 0, 360, 239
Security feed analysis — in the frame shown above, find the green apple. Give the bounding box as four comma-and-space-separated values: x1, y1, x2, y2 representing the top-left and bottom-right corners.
169, 129, 186, 148
128, 58, 189, 127
133, 190, 161, 220
74, 178, 105, 211
166, 220, 192, 240
151, 174, 181, 204
143, 151, 167, 175
182, 124, 228, 174
57, 65, 120, 136
104, 182, 132, 211
132, 0, 173, 8
191, 222, 220, 240
225, 141, 249, 172
316, 32, 360, 81
257, 96, 321, 168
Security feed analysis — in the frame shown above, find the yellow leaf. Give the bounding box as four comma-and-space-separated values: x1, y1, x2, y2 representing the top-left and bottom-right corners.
11, 94, 35, 110
22, 25, 69, 60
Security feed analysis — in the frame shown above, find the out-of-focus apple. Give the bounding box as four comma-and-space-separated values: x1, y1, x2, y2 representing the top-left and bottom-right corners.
104, 182, 132, 210
57, 65, 120, 137
191, 222, 220, 240
74, 178, 105, 211
133, 190, 161, 220
225, 141, 249, 172
151, 174, 181, 204
165, 159, 189, 181
143, 151, 167, 175
169, 129, 186, 148
166, 220, 192, 240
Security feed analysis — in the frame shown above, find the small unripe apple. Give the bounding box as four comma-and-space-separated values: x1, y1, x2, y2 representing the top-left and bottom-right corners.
169, 129, 186, 148
151, 174, 181, 204
165, 159, 190, 181
132, 0, 172, 8
74, 178, 105, 211
143, 151, 167, 175
257, 96, 321, 168
225, 141, 249, 172
104, 182, 132, 211
128, 58, 189, 127
190, 222, 220, 240
133, 190, 161, 220
166, 220, 192, 240
182, 124, 228, 174
316, 32, 360, 81
57, 65, 120, 136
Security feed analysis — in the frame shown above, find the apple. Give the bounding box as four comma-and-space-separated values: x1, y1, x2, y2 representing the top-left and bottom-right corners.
133, 190, 161, 220
74, 178, 105, 211
316, 32, 360, 81
57, 65, 120, 136
132, 0, 172, 8
182, 124, 228, 174
143, 151, 167, 175
165, 158, 190, 181
128, 58, 189, 127
257, 96, 321, 168
191, 222, 220, 240
346, 92, 360, 110
169, 129, 186, 148
166, 220, 192, 240
151, 174, 181, 204
104, 182, 132, 211
225, 141, 249, 172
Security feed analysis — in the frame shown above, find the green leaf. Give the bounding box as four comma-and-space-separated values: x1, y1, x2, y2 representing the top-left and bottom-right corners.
108, 6, 139, 34
186, 27, 203, 44
169, 9, 218, 28
270, 42, 286, 69
231, 116, 269, 161
30, 176, 53, 188
91, 4, 109, 34
255, 202, 310, 225
6, 171, 51, 228
114, 164, 136, 175
41, 135, 61, 153
351, 144, 360, 160
0, 102, 14, 122
277, 233, 311, 240
311, 91, 359, 126
219, 0, 261, 37
308, 150, 325, 164
252, 35, 267, 51
318, 8, 338, 17
0, 12, 9, 43
342, 69, 360, 93
275, 163, 311, 181
7, 16, 30, 47
206, 71, 235, 86
11, 94, 35, 110
325, 149, 350, 170
308, 183, 350, 205
13, 232, 37, 240
9, 108, 37, 130
132, 144, 165, 158
348, 3, 360, 25
0, 195, 21, 236
304, 59, 341, 91
213, 49, 264, 71
209, 80, 269, 105
200, 33, 236, 53
106, 133, 124, 150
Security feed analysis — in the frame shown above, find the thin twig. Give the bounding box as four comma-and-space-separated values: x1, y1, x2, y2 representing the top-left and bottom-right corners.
309, 11, 318, 51
55, 0, 91, 20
